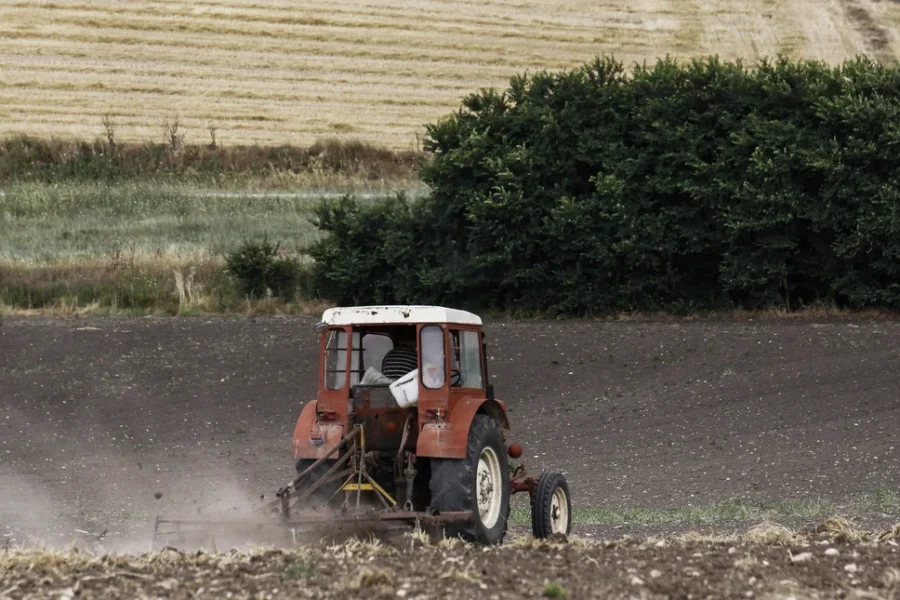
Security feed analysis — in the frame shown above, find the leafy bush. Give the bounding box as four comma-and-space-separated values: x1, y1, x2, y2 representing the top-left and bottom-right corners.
310, 56, 900, 314
309, 192, 492, 310
226, 237, 301, 300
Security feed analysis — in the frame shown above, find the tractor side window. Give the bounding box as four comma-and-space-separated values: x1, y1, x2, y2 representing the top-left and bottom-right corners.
324, 329, 349, 390
461, 331, 484, 389
450, 330, 483, 389
420, 325, 445, 389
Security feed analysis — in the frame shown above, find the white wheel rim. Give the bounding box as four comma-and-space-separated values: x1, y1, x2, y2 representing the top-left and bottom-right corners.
476, 447, 503, 528
550, 487, 569, 534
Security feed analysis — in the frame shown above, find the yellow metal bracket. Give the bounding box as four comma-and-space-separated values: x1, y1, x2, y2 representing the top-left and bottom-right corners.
339, 424, 399, 507
364, 475, 398, 507
342, 483, 374, 492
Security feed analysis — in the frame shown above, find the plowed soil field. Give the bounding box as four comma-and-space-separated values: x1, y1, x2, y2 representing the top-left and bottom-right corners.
2, 316, 899, 539
4, 530, 900, 599
2, 315, 900, 598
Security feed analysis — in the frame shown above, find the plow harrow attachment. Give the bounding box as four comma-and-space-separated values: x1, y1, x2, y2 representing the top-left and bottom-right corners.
153, 425, 473, 548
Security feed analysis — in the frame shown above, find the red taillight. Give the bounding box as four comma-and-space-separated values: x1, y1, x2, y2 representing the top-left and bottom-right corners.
317, 411, 338, 422
508, 443, 523, 458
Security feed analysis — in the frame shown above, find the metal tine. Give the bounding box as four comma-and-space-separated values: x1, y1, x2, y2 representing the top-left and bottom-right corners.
260, 426, 361, 513
294, 450, 355, 505
282, 426, 360, 496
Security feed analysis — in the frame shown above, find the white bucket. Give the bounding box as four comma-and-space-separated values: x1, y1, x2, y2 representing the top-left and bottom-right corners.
389, 369, 419, 408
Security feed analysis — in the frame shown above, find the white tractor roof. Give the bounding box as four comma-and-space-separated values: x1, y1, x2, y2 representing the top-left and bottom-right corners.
321, 305, 482, 326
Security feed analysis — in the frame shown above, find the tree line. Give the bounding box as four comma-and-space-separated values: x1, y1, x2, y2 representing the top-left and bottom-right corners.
310, 56, 900, 314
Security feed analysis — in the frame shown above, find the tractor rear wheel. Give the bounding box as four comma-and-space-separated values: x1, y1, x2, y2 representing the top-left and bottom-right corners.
531, 471, 572, 538
429, 415, 510, 544
294, 459, 340, 507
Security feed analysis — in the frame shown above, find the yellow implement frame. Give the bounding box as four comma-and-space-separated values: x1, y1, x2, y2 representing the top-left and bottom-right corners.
339, 425, 398, 508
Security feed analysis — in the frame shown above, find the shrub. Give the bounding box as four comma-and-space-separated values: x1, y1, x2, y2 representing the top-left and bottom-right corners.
308, 193, 449, 305
310, 55, 900, 314
226, 237, 301, 300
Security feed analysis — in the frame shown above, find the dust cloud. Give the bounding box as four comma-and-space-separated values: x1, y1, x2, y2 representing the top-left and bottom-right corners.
0, 458, 276, 553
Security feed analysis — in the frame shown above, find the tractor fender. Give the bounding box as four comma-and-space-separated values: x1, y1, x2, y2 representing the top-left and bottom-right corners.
416, 397, 510, 459
292, 400, 345, 460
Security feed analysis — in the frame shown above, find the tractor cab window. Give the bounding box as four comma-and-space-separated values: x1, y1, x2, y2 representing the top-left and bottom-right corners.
324, 328, 349, 390
334, 325, 417, 386
449, 330, 484, 389
352, 332, 396, 386
420, 325, 445, 389
327, 329, 388, 389
360, 333, 392, 380
378, 326, 417, 382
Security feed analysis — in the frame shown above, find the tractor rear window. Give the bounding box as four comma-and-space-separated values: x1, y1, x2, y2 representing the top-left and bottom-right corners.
420, 325, 445, 389
360, 333, 392, 383
324, 329, 349, 390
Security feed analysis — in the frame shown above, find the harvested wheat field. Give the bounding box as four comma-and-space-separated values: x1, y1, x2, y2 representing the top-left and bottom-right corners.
2, 0, 900, 148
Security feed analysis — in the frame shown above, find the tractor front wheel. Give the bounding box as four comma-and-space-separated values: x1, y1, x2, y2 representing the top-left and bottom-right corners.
430, 415, 510, 544
531, 471, 572, 538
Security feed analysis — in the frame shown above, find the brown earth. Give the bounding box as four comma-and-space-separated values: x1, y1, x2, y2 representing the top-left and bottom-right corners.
1, 316, 900, 549
3, 530, 900, 600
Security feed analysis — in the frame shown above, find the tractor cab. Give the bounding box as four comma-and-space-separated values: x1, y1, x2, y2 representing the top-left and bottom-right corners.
295, 306, 501, 459
318, 305, 488, 394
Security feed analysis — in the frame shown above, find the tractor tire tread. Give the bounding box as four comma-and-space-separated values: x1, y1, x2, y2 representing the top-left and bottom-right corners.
430, 414, 510, 544
531, 471, 571, 538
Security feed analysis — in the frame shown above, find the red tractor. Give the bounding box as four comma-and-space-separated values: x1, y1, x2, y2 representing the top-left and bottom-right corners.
156, 305, 571, 545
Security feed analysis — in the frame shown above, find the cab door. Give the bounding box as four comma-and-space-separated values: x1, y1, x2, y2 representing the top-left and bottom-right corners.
447, 327, 486, 409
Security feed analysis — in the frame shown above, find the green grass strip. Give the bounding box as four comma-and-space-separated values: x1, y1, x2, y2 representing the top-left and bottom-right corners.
509, 489, 900, 526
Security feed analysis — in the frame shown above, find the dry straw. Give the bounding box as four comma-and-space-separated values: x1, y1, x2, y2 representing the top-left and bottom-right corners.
2, 0, 898, 148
